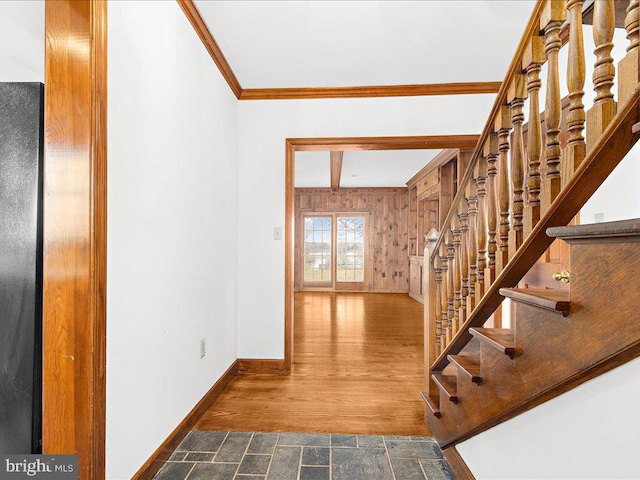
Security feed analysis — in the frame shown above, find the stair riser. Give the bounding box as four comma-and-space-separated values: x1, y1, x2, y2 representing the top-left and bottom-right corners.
571, 243, 640, 335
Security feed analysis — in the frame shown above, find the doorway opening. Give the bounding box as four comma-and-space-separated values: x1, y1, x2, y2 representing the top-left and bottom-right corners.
284, 135, 480, 370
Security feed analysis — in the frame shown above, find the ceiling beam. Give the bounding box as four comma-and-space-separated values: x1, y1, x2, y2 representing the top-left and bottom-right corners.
177, 0, 244, 99
240, 82, 502, 101
289, 134, 481, 152
330, 151, 343, 191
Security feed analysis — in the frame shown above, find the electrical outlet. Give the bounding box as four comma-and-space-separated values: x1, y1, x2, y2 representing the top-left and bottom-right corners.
200, 338, 206, 359
274, 227, 283, 240
595, 212, 604, 223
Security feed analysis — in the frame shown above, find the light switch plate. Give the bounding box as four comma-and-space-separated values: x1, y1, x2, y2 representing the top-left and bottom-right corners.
274, 227, 283, 240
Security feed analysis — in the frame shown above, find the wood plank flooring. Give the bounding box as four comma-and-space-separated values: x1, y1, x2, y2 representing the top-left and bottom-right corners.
195, 292, 431, 436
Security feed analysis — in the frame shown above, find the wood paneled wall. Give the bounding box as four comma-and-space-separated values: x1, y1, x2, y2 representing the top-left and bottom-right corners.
295, 188, 409, 293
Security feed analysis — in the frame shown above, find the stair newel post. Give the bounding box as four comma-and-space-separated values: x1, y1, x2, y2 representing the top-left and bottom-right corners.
541, 0, 566, 211
586, 0, 617, 151
476, 156, 488, 301
458, 200, 470, 326
508, 74, 527, 258
523, 35, 545, 238
564, 0, 587, 182
466, 177, 478, 314
618, 0, 639, 106
495, 105, 512, 276
439, 246, 451, 347
484, 133, 499, 291
451, 218, 462, 335
423, 230, 440, 397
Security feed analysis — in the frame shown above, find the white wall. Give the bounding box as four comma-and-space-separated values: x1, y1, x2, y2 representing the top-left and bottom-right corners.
0, 1, 44, 82
107, 2, 238, 479
457, 356, 640, 479
581, 142, 640, 224
236, 94, 497, 358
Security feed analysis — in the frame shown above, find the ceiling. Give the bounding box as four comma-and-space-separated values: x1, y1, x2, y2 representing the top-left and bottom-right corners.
194, 0, 536, 89
194, 1, 537, 188
295, 150, 440, 188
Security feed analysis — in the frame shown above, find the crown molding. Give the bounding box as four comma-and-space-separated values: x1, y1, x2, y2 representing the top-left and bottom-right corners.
177, 0, 243, 99
177, 1, 502, 101
240, 82, 502, 101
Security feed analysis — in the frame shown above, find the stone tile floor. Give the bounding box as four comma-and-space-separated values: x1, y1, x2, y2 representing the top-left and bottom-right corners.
153, 431, 456, 480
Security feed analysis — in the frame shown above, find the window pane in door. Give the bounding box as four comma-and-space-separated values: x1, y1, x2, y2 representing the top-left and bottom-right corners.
337, 216, 365, 283
304, 216, 332, 283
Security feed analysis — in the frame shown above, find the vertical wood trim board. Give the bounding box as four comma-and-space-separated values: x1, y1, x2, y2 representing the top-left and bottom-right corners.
131, 360, 240, 480
284, 141, 296, 372
43, 1, 108, 479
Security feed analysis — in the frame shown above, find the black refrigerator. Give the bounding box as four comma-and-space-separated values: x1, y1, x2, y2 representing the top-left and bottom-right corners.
0, 83, 44, 454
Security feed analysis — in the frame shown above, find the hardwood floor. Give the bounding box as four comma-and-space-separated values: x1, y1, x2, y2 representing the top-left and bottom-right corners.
196, 292, 431, 436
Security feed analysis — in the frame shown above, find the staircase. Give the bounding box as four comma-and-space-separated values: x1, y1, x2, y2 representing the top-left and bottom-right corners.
420, 0, 640, 451
426, 219, 640, 447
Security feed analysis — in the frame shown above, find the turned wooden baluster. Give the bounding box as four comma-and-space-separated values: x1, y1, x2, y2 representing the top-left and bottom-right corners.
564, 0, 586, 181
451, 219, 462, 335
523, 35, 545, 238
445, 234, 456, 342
483, 134, 499, 289
439, 248, 450, 347
475, 156, 488, 300
495, 106, 512, 275
586, 0, 617, 152
434, 260, 443, 357
508, 74, 527, 255
424, 232, 439, 395
466, 178, 478, 313
458, 202, 469, 325
541, 0, 566, 211
618, 0, 639, 105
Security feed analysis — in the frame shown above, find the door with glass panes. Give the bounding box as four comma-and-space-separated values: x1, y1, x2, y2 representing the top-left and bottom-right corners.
302, 214, 368, 291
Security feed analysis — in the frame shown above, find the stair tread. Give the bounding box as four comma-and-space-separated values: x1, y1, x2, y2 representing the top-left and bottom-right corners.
447, 354, 482, 384
420, 391, 441, 418
470, 327, 516, 359
500, 288, 570, 316
547, 218, 640, 241
431, 373, 459, 403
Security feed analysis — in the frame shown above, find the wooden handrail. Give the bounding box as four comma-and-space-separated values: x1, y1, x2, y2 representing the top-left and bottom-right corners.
432, 86, 639, 371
